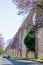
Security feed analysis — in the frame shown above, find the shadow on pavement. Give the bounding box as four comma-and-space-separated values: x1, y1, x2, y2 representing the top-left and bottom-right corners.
7, 58, 43, 65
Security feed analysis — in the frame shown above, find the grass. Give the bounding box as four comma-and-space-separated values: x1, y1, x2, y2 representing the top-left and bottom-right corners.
36, 58, 43, 62
28, 58, 43, 62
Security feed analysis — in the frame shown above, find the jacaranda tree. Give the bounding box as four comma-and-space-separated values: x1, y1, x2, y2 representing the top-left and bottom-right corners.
12, 0, 43, 58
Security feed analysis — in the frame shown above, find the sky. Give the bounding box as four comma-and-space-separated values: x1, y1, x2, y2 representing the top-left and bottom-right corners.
0, 0, 27, 41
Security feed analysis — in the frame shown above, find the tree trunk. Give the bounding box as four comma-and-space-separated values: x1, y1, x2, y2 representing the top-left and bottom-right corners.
34, 6, 43, 58
26, 47, 28, 58
20, 49, 22, 57
35, 27, 39, 59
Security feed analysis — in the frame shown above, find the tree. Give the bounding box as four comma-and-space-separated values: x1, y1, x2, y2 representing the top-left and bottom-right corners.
12, 0, 43, 14
0, 48, 4, 55
24, 26, 35, 53
12, 0, 43, 58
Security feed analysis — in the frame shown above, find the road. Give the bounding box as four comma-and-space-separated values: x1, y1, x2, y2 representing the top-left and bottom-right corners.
6, 58, 43, 65
0, 56, 43, 65
0, 56, 13, 65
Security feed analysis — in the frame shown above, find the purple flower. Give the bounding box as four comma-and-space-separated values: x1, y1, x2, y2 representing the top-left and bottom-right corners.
18, 11, 23, 15
13, 0, 37, 3
29, 0, 37, 3
0, 34, 6, 49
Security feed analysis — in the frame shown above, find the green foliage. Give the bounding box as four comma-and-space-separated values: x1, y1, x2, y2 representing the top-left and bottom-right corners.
0, 48, 4, 55
24, 26, 35, 52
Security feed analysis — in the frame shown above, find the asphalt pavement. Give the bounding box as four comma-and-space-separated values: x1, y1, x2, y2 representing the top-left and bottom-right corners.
7, 58, 43, 65
0, 56, 13, 65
